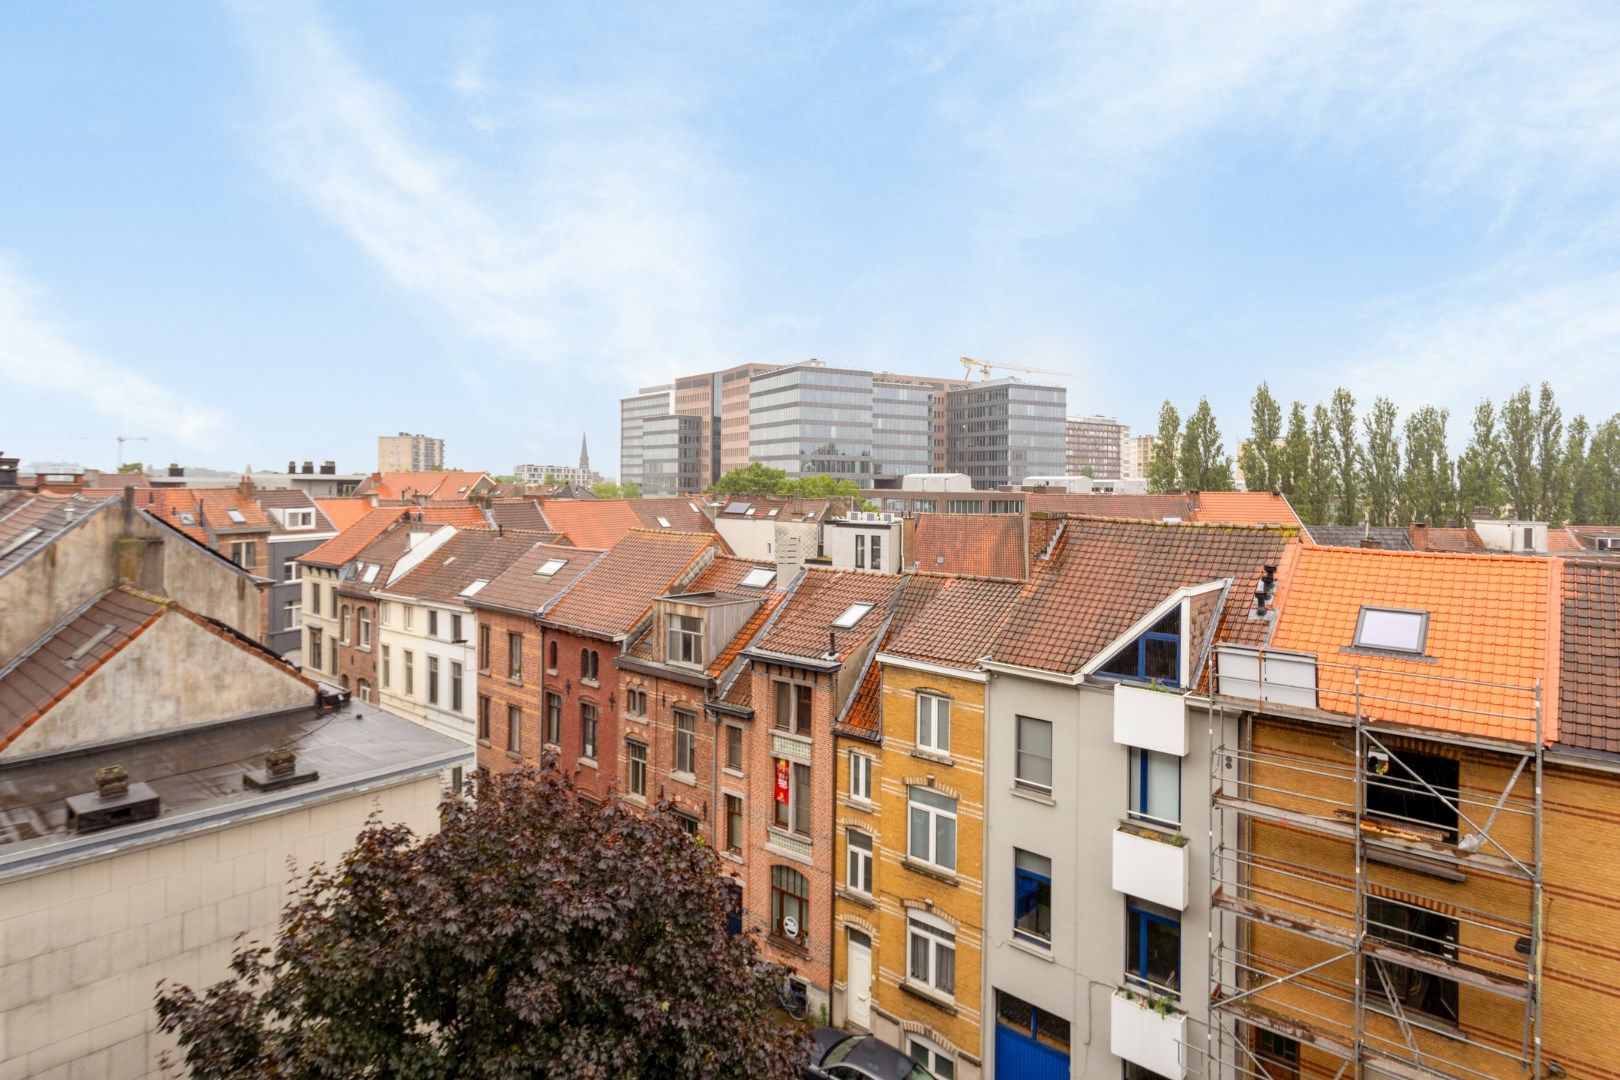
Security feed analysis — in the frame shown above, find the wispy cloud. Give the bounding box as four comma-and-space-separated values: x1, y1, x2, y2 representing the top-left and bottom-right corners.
232, 1, 735, 390
0, 256, 225, 447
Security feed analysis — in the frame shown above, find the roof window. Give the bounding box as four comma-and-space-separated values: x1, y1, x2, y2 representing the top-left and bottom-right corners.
459, 579, 489, 598
768, 509, 780, 518
535, 558, 567, 577
362, 565, 380, 584
1353, 607, 1428, 654
725, 501, 752, 515
657, 516, 672, 528
177, 512, 196, 526
0, 527, 42, 560
226, 509, 246, 524
833, 602, 874, 629
740, 567, 775, 589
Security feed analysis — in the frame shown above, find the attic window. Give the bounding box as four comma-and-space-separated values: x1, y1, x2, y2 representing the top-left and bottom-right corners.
226, 509, 246, 524
740, 567, 775, 589
285, 509, 314, 529
459, 579, 489, 598
768, 509, 780, 518
833, 603, 874, 629
1354, 607, 1428, 654
657, 516, 672, 528
0, 527, 42, 559
1098, 609, 1180, 684
178, 512, 196, 526
362, 564, 380, 584
535, 558, 567, 577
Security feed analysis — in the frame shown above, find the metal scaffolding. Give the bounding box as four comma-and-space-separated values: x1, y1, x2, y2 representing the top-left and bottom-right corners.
1204, 648, 1544, 1080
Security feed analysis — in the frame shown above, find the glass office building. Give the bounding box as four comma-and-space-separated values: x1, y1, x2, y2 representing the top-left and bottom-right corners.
748, 363, 880, 480
946, 380, 1068, 489
619, 385, 673, 491
640, 413, 704, 496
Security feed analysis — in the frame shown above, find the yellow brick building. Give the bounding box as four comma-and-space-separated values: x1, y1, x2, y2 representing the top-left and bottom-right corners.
832, 575, 1023, 1080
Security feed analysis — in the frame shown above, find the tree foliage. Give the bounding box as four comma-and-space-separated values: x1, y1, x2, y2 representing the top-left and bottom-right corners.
709, 462, 792, 496
1457, 399, 1505, 518
1277, 402, 1313, 518
154, 766, 806, 1080
589, 481, 641, 499
1178, 398, 1235, 491
1325, 388, 1363, 525
1238, 383, 1282, 493
1398, 406, 1454, 526
1147, 401, 1181, 493
1361, 396, 1401, 527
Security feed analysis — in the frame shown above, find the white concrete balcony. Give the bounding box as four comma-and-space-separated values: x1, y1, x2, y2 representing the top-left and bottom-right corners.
1215, 645, 1318, 709
1112, 682, 1188, 756
1110, 989, 1188, 1079
1112, 823, 1189, 911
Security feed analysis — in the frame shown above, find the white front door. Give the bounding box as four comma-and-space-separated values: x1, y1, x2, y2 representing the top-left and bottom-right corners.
847, 929, 872, 1029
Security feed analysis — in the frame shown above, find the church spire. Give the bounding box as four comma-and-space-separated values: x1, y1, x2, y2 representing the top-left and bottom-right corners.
579, 432, 590, 474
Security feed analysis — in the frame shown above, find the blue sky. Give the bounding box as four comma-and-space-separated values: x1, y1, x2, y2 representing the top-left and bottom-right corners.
5, 2, 1620, 478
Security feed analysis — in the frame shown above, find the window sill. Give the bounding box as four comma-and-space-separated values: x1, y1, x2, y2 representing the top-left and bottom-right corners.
1007, 935, 1055, 962
625, 793, 648, 807
577, 757, 598, 770
581, 678, 600, 688
1010, 784, 1056, 806
836, 885, 876, 909
476, 738, 491, 748
767, 933, 810, 958
626, 714, 649, 726
506, 677, 524, 687
503, 750, 522, 762
772, 729, 813, 745
901, 856, 959, 886
546, 668, 558, 676
911, 747, 953, 767
719, 849, 745, 865
669, 771, 697, 787
840, 795, 876, 813
899, 981, 957, 1015
722, 766, 745, 780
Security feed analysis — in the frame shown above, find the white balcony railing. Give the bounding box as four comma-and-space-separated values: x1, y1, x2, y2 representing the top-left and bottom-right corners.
1112, 823, 1189, 911
1112, 682, 1188, 756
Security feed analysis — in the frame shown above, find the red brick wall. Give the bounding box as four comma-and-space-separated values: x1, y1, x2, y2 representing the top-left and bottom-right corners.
335, 593, 378, 700
541, 626, 621, 801
475, 608, 544, 778
619, 667, 717, 838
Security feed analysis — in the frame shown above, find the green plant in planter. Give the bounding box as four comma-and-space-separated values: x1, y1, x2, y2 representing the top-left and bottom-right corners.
1150, 995, 1177, 1017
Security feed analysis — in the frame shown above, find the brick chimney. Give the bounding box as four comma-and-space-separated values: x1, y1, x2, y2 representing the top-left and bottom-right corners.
237, 473, 255, 499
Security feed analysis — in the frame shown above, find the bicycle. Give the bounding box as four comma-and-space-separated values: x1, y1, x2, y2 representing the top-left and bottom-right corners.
778, 976, 809, 1021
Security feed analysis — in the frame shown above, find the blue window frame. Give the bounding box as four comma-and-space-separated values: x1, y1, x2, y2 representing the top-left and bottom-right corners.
1098, 610, 1180, 685
1013, 849, 1052, 946
1128, 747, 1182, 827
1125, 901, 1181, 998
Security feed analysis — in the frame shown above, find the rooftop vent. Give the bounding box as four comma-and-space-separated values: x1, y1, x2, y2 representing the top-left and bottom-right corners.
244, 745, 321, 792
1252, 563, 1279, 616
66, 764, 160, 834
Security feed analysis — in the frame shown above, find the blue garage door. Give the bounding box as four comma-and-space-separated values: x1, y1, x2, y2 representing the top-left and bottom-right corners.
994, 989, 1070, 1080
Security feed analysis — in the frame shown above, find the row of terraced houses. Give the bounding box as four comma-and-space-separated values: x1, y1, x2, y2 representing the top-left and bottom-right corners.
286, 479, 1620, 1080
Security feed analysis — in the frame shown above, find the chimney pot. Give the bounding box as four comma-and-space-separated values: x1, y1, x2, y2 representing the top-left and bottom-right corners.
94, 764, 130, 800
320, 460, 336, 475
303, 461, 315, 474
265, 746, 297, 778
168, 463, 183, 477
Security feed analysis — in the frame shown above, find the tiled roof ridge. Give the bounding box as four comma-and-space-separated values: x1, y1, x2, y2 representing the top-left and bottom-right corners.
903, 568, 1028, 586
1301, 542, 1551, 568
1034, 512, 1298, 535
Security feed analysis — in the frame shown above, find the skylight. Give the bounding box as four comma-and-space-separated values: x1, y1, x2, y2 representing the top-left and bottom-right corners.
226, 509, 246, 524
535, 558, 567, 577
657, 516, 672, 528
832, 602, 874, 629
459, 579, 489, 597
362, 565, 380, 584
0, 527, 42, 560
725, 501, 751, 515
767, 509, 779, 518
178, 513, 195, 526
740, 567, 775, 589
1354, 607, 1428, 654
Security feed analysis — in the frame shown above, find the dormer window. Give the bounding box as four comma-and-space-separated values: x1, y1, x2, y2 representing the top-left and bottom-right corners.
285, 509, 314, 529
535, 558, 566, 577
833, 603, 874, 629
1098, 609, 1179, 684
667, 613, 704, 666
1353, 607, 1428, 655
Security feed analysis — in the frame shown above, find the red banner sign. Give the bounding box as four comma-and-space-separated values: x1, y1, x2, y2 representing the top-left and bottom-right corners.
775, 758, 791, 804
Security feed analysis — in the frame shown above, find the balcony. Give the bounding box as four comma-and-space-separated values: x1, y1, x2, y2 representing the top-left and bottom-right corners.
1112, 682, 1188, 756
1214, 645, 1318, 710
1112, 823, 1188, 910
1110, 990, 1187, 1079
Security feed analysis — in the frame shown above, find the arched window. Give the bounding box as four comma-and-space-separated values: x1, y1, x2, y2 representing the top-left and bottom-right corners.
771, 865, 809, 942
339, 675, 350, 691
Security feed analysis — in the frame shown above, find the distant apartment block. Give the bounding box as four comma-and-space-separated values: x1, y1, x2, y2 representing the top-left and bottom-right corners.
378, 432, 445, 473
1121, 433, 1154, 480
946, 379, 1067, 488
1065, 415, 1129, 478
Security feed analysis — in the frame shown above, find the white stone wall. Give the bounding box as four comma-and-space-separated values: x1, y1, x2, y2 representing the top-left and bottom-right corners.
0, 774, 445, 1080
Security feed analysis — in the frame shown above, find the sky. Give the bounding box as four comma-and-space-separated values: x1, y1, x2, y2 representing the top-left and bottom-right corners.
4, 1, 1620, 478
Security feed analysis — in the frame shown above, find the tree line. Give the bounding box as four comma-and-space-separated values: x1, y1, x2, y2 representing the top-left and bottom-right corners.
1147, 383, 1620, 527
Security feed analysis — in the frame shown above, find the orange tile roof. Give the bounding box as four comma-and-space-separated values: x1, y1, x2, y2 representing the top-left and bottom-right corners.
1560, 560, 1620, 753
382, 530, 539, 605
468, 541, 605, 616
300, 507, 411, 568
543, 530, 718, 639
835, 653, 884, 741
1409, 525, 1485, 553
884, 573, 1027, 670
1266, 545, 1556, 743
316, 497, 373, 532
630, 498, 717, 535
909, 515, 1026, 579
139, 488, 272, 545
418, 505, 490, 529
536, 498, 645, 550
356, 471, 491, 502
1192, 491, 1303, 528
753, 568, 903, 663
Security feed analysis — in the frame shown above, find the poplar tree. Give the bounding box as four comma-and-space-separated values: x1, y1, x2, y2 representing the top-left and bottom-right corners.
1179, 398, 1235, 491
1309, 404, 1340, 526
1583, 416, 1620, 523
1457, 400, 1505, 518
1239, 382, 1283, 492
1535, 383, 1566, 523
1278, 402, 1315, 519
1562, 415, 1590, 526
1147, 401, 1181, 493
1361, 396, 1401, 527
1499, 386, 1540, 518
1398, 406, 1455, 526
1327, 388, 1363, 525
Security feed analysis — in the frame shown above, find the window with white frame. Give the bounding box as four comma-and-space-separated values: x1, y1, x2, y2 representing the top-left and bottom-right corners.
284, 600, 301, 630
282, 560, 299, 583
1354, 606, 1429, 655
358, 608, 371, 648
1015, 715, 1053, 793
907, 1036, 956, 1080
848, 751, 873, 801
308, 580, 321, 615
230, 541, 256, 569
846, 829, 873, 895
627, 740, 647, 798
724, 724, 744, 772
870, 533, 882, 567
667, 613, 704, 666
428, 610, 439, 638
855, 533, 866, 569
1014, 849, 1053, 946
907, 786, 957, 871
916, 693, 951, 754
380, 644, 390, 688
284, 508, 314, 529
380, 601, 390, 626
907, 911, 956, 996
674, 710, 696, 775
581, 702, 598, 759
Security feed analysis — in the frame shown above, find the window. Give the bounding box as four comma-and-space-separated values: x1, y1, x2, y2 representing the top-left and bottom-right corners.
1129, 747, 1181, 827
774, 681, 813, 736
628, 741, 648, 797
450, 661, 463, 712
339, 605, 351, 644
674, 710, 696, 774
626, 688, 647, 718
477, 624, 490, 672
451, 613, 463, 642
771, 866, 808, 942
725, 794, 743, 852
1367, 748, 1460, 842
230, 541, 256, 568
907, 912, 956, 996
674, 812, 700, 836
907, 1037, 955, 1080
428, 610, 439, 638
740, 567, 774, 589
362, 565, 379, 584
1015, 715, 1053, 793
725, 724, 744, 771
507, 706, 522, 753
226, 508, 246, 525
427, 656, 440, 705
358, 608, 371, 648
308, 626, 323, 669
667, 613, 704, 665
846, 830, 873, 895
380, 644, 390, 688
545, 692, 563, 745
1365, 898, 1458, 1022
581, 702, 598, 759
582, 648, 600, 682
1098, 609, 1180, 684
995, 991, 1071, 1058
870, 534, 882, 567
1126, 901, 1180, 998
403, 605, 413, 629
833, 603, 873, 629
536, 557, 566, 577
404, 651, 414, 696
774, 760, 812, 836
284, 599, 301, 630
356, 678, 371, 703
507, 631, 523, 681
330, 636, 338, 674
477, 694, 490, 741
548, 640, 558, 672
309, 582, 321, 616
848, 752, 873, 801
285, 508, 313, 529
459, 580, 488, 598
908, 787, 957, 871
916, 694, 951, 754
381, 601, 390, 625
282, 560, 299, 583
1014, 850, 1052, 946
1255, 1031, 1300, 1079
855, 533, 866, 569
1354, 606, 1429, 654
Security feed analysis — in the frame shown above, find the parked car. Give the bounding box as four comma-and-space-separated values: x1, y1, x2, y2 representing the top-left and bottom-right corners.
803, 1028, 936, 1080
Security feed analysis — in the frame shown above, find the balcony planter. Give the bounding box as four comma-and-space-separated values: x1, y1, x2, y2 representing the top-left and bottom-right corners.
1112, 823, 1189, 911
1110, 989, 1187, 1079
1112, 682, 1188, 757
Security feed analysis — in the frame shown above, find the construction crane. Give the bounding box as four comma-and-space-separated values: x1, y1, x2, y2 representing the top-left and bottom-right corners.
115, 435, 149, 469
958, 356, 1072, 381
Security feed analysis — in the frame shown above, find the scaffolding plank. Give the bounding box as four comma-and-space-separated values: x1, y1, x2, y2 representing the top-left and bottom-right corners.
1212, 887, 1355, 948
1212, 996, 1354, 1060
1363, 940, 1529, 1001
